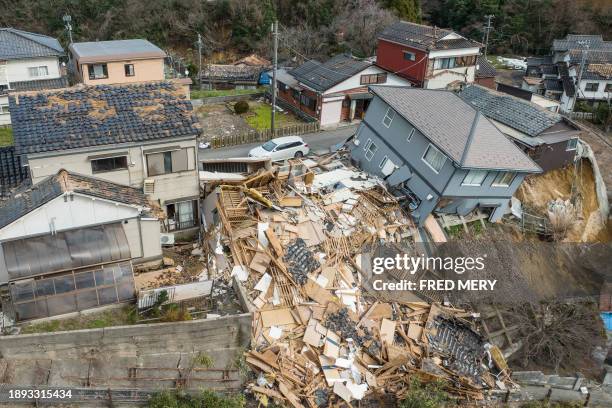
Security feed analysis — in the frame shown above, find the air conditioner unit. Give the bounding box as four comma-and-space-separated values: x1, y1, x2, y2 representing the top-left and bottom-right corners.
160, 233, 175, 246
143, 179, 155, 194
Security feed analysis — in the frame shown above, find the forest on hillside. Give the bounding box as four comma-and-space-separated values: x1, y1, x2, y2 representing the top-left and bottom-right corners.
1, 0, 610, 65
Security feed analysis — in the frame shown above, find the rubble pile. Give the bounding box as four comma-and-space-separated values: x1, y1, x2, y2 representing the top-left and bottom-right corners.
209, 155, 511, 407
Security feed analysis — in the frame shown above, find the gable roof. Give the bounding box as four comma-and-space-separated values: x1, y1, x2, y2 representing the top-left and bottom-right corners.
476, 56, 497, 78
458, 84, 562, 137
290, 54, 371, 92
233, 54, 270, 67
553, 34, 611, 52
69, 39, 166, 64
0, 169, 152, 230
379, 21, 481, 51
9, 81, 200, 155
369, 86, 541, 173
0, 28, 64, 60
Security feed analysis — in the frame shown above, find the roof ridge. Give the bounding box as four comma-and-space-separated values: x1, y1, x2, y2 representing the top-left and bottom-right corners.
460, 111, 480, 166
4, 27, 63, 54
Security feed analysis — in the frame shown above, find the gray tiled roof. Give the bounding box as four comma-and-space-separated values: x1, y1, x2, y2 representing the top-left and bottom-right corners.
476, 56, 497, 77
543, 78, 563, 92
0, 28, 64, 60
568, 49, 612, 65
0, 146, 29, 198
379, 21, 481, 51
369, 86, 540, 173
200, 64, 262, 81
290, 54, 371, 92
458, 84, 561, 138
69, 39, 166, 63
553, 34, 610, 52
0, 169, 151, 229
2, 77, 69, 95
9, 81, 200, 155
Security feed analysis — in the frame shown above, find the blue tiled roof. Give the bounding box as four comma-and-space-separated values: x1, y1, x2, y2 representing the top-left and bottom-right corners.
0, 28, 64, 60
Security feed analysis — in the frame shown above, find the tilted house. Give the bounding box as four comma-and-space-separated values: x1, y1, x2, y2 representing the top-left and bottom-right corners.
458, 84, 580, 172
0, 28, 68, 125
0, 169, 162, 322
350, 86, 541, 226
9, 81, 201, 235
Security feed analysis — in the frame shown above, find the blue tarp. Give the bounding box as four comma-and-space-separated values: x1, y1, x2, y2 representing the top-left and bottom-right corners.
602, 313, 612, 331
259, 71, 271, 85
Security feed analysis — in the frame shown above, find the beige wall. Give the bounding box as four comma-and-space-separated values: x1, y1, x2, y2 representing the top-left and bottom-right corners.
78, 58, 164, 85
28, 138, 200, 206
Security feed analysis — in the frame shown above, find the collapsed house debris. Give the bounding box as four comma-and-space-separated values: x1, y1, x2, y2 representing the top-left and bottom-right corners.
201, 154, 513, 406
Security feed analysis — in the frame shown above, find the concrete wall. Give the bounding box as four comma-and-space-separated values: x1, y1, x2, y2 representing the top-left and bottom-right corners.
5, 57, 62, 83
122, 217, 162, 261
78, 58, 164, 85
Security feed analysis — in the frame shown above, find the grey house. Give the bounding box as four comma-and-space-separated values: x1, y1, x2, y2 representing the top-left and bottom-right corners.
350, 86, 542, 226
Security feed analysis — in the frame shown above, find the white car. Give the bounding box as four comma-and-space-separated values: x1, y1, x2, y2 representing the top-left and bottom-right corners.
248, 136, 310, 161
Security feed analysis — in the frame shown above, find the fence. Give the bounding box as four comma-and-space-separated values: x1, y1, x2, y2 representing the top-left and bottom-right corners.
519, 212, 552, 236
191, 92, 264, 107
569, 111, 594, 120
210, 122, 320, 148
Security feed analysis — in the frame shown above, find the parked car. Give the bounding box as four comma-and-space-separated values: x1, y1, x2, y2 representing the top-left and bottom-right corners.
248, 136, 310, 161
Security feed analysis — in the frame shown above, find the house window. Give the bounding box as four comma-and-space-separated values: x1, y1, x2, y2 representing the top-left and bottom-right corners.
403, 51, 416, 61
461, 169, 488, 186
300, 94, 316, 111
382, 107, 395, 128
278, 81, 287, 91
146, 148, 193, 176
422, 144, 446, 173
91, 156, 128, 173
566, 138, 578, 151
492, 171, 516, 187
365, 141, 378, 161
584, 82, 599, 92
605, 83, 612, 92
406, 128, 415, 142
28, 66, 49, 77
166, 200, 198, 230
434, 57, 456, 70
88, 64, 108, 80
124, 64, 135, 77
379, 156, 388, 169
0, 103, 8, 115
360, 73, 387, 85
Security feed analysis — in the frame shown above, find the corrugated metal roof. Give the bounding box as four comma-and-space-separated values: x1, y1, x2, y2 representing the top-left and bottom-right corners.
369, 86, 541, 173
0, 28, 64, 60
69, 39, 166, 63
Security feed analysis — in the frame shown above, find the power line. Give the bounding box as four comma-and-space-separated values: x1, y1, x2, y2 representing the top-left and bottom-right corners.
482, 15, 494, 58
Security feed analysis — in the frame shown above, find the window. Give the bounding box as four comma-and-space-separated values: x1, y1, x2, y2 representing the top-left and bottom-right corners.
88, 63, 108, 80
606, 83, 612, 93
365, 141, 378, 161
363, 138, 372, 152
166, 200, 198, 230
379, 156, 388, 169
0, 103, 8, 115
278, 81, 287, 91
566, 138, 578, 151
91, 156, 128, 173
300, 94, 316, 110
492, 171, 516, 187
146, 148, 193, 176
262, 140, 277, 152
461, 170, 488, 186
406, 128, 415, 142
124, 64, 135, 77
585, 82, 599, 92
403, 51, 416, 61
28, 66, 49, 77
422, 144, 446, 173
382, 107, 395, 128
360, 73, 387, 85
434, 57, 456, 70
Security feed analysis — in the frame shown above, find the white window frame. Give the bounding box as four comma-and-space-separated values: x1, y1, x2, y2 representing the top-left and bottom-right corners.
566, 138, 578, 151
422, 144, 446, 174
382, 107, 395, 128
403, 51, 416, 61
363, 138, 372, 152
0, 103, 8, 115
28, 66, 49, 78
406, 128, 415, 142
379, 156, 388, 169
461, 169, 488, 186
365, 141, 378, 161
492, 171, 516, 187
584, 82, 599, 92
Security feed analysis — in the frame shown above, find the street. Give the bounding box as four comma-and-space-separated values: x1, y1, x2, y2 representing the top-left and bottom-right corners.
198, 124, 358, 160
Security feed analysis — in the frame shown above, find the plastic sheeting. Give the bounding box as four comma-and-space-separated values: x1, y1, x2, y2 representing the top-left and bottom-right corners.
1, 223, 131, 281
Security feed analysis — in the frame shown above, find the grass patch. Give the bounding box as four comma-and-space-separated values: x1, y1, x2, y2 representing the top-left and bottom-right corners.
21, 305, 137, 334
244, 102, 302, 131
0, 127, 13, 146
191, 87, 264, 99
148, 389, 245, 408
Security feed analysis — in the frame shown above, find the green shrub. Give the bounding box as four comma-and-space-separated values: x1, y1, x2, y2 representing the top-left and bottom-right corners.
147, 389, 245, 408
234, 100, 250, 114
399, 378, 450, 408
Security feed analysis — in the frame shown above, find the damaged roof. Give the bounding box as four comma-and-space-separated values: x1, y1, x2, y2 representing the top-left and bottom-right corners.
290, 54, 372, 92
200, 64, 263, 81
476, 56, 497, 78
458, 84, 562, 137
370, 86, 541, 173
0, 28, 64, 60
9, 81, 200, 155
0, 77, 69, 96
69, 39, 166, 63
553, 34, 611, 52
379, 21, 481, 51
0, 169, 153, 229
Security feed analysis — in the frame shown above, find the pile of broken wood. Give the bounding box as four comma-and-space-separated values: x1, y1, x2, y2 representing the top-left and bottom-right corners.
209, 156, 511, 407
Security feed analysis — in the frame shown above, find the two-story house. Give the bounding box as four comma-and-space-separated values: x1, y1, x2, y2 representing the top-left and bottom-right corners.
350, 86, 541, 226
9, 81, 201, 235
0, 28, 68, 125
276, 54, 411, 127
376, 21, 482, 89
69, 39, 166, 85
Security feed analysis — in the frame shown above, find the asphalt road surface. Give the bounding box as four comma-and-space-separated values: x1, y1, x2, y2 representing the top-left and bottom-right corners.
198, 124, 358, 160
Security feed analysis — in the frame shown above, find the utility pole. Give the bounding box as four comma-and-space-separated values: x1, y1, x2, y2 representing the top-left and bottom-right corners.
63, 14, 73, 45
570, 41, 589, 114
197, 33, 203, 90
482, 15, 494, 58
271, 21, 278, 136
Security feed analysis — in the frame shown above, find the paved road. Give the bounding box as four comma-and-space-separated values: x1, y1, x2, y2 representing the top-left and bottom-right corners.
198, 125, 358, 160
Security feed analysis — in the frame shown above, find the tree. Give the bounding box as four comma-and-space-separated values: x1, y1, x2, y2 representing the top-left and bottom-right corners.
384, 0, 421, 22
